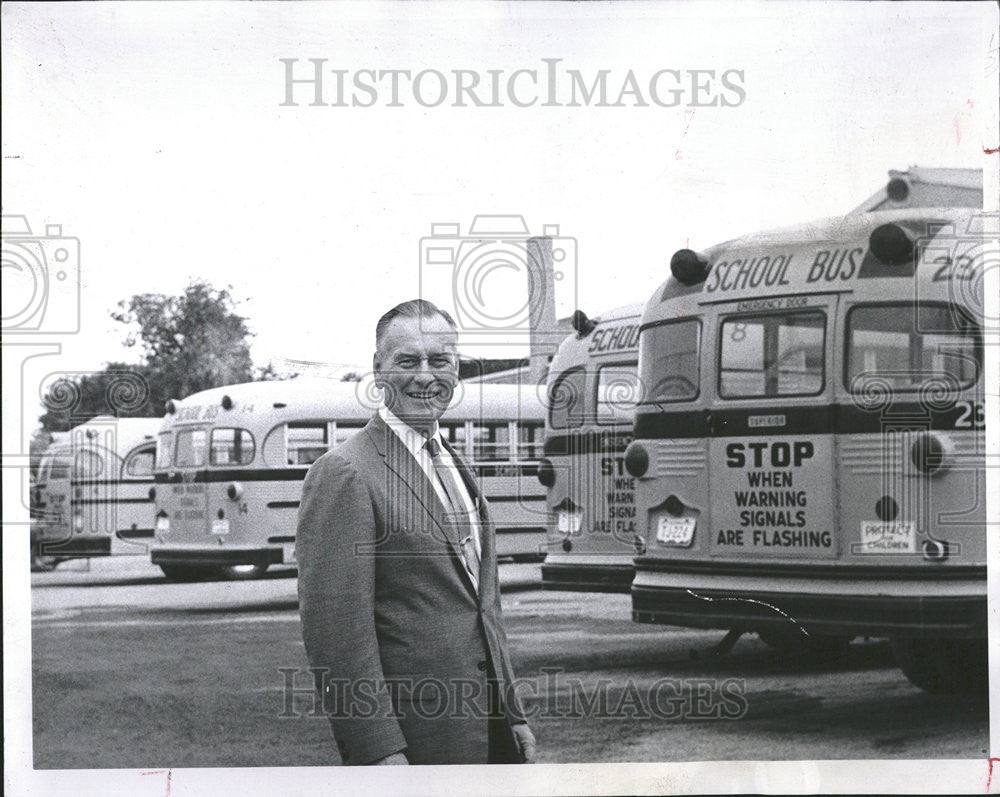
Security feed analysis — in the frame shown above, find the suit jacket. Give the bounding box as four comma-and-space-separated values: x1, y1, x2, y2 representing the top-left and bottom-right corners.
296, 413, 527, 765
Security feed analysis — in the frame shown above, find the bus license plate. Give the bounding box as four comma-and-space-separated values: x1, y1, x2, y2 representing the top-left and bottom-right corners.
558, 510, 583, 535
212, 519, 230, 535
657, 516, 695, 546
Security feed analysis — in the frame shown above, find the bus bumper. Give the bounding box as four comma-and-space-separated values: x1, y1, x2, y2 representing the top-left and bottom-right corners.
151, 547, 284, 568
37, 536, 112, 557
631, 561, 986, 639
542, 561, 635, 593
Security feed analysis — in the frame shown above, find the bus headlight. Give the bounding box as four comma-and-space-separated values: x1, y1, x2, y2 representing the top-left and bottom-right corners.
537, 458, 556, 487
226, 482, 244, 501
624, 442, 650, 478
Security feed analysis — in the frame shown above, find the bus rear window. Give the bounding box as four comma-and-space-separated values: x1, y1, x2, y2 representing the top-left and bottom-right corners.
124, 450, 155, 478
596, 364, 640, 424
548, 367, 585, 429
719, 312, 825, 398
846, 304, 979, 391
74, 450, 104, 478
48, 457, 71, 480
210, 428, 255, 466
642, 320, 700, 402
156, 433, 173, 469
174, 429, 208, 467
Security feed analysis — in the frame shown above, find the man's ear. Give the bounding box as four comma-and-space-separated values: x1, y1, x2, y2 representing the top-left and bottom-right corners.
372, 351, 383, 386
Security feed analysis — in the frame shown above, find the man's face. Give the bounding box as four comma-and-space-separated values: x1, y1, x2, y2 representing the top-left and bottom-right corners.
374, 314, 459, 432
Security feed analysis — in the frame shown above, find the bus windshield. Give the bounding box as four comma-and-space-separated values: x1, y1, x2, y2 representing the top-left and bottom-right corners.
846, 304, 980, 391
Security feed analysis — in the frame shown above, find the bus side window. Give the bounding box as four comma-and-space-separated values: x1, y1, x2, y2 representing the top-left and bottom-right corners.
332, 422, 365, 447
285, 423, 329, 466
123, 449, 155, 478
210, 428, 256, 466
516, 422, 542, 460
472, 423, 509, 461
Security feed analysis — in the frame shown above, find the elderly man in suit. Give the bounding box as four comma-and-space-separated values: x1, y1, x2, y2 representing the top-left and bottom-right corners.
297, 299, 537, 765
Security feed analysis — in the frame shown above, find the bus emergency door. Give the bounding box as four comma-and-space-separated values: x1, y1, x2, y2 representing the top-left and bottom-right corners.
701, 295, 838, 561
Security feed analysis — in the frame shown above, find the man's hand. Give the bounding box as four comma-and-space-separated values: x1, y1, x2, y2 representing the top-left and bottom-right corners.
372, 751, 409, 765
512, 723, 536, 763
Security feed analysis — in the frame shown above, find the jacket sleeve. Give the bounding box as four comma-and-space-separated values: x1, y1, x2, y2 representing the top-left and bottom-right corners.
296, 453, 407, 764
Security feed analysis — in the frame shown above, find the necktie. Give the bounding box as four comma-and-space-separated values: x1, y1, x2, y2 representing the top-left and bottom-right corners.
424, 437, 480, 588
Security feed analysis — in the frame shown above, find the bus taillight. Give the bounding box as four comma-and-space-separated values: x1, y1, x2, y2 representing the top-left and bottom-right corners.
536, 458, 556, 487
911, 433, 946, 475
624, 442, 649, 478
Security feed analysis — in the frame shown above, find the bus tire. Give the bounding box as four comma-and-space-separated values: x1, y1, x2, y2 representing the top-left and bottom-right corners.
159, 564, 221, 582
757, 627, 853, 658
220, 563, 269, 580
890, 637, 987, 695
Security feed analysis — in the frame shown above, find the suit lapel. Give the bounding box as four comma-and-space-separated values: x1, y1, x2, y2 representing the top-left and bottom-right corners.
365, 415, 479, 597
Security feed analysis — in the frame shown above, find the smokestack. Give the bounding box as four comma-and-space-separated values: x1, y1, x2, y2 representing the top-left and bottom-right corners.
526, 236, 557, 386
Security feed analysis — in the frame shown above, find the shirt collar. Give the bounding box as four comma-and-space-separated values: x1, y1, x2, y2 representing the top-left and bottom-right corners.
379, 405, 442, 459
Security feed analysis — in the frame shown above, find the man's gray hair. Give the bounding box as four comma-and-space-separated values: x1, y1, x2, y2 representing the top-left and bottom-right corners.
375, 299, 458, 352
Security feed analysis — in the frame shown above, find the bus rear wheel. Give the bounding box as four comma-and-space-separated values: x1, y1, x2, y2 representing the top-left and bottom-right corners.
890, 637, 987, 694
757, 627, 853, 659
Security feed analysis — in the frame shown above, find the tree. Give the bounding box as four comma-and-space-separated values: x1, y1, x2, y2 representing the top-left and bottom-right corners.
39, 281, 258, 432
112, 281, 254, 399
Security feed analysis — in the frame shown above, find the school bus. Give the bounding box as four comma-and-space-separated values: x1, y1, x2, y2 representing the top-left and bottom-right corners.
626, 208, 991, 693
30, 417, 160, 567
538, 305, 644, 591
150, 378, 547, 580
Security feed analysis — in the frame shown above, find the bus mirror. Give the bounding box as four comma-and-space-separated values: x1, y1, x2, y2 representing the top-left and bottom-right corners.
670, 249, 709, 285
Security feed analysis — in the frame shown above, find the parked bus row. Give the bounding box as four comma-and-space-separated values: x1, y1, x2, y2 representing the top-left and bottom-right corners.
30, 381, 550, 578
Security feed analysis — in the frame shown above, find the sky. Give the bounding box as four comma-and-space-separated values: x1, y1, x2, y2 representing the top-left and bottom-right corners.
3, 1, 995, 387
2, 3, 999, 793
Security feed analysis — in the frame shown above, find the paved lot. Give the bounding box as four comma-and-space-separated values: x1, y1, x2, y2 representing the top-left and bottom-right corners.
31, 557, 988, 768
